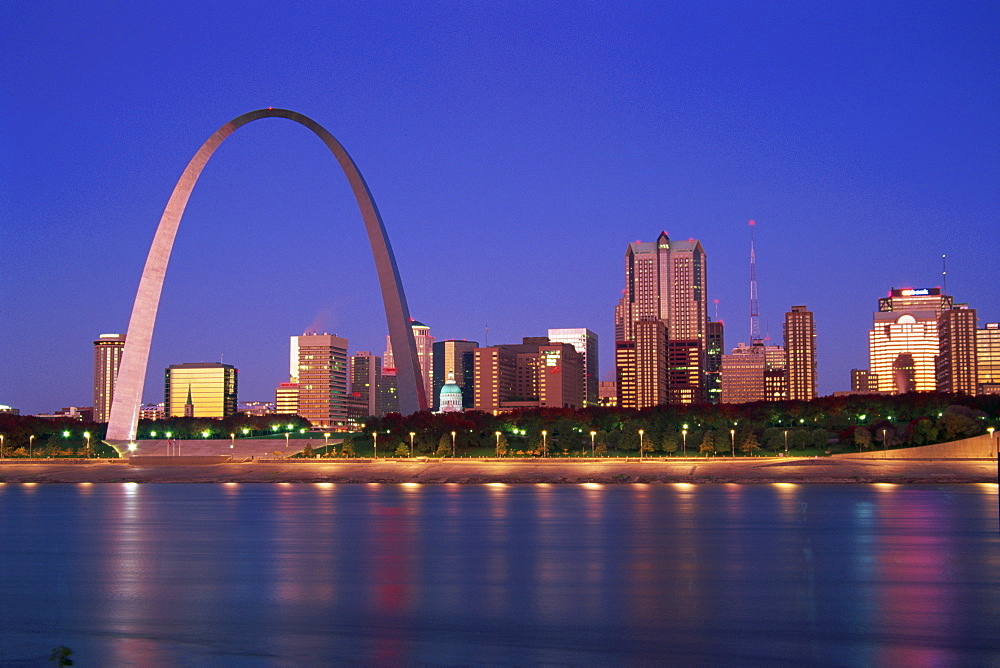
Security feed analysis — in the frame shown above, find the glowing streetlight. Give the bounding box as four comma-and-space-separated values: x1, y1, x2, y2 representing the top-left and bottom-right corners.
541, 430, 547, 457
638, 429, 645, 459
0, 434, 4, 459
324, 432, 331, 456
988, 427, 996, 458
230, 433, 235, 452
784, 429, 789, 455
372, 432, 378, 459
590, 430, 597, 457
730, 429, 735, 457
451, 431, 456, 458
84, 431, 91, 459
285, 432, 290, 452
495, 431, 501, 457
29, 434, 35, 458
681, 428, 687, 457
410, 431, 416, 458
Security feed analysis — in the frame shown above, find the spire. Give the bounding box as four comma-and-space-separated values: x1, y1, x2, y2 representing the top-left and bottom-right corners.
749, 220, 761, 344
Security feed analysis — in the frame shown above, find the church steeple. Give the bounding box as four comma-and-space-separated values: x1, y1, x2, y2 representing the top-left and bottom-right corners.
184, 384, 194, 417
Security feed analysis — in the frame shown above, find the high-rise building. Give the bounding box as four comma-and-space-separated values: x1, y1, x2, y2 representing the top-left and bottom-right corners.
378, 368, 400, 416
275, 382, 300, 415
720, 342, 785, 404
473, 338, 584, 412
164, 362, 237, 418
705, 321, 724, 404
784, 306, 817, 401
634, 320, 668, 408
295, 332, 348, 428
385, 320, 434, 403
615, 340, 637, 409
869, 287, 950, 394
851, 369, 880, 393
977, 323, 1000, 395
432, 340, 478, 411
936, 306, 978, 395
93, 333, 126, 423
350, 351, 382, 416
547, 329, 598, 406
598, 380, 618, 407
614, 232, 707, 405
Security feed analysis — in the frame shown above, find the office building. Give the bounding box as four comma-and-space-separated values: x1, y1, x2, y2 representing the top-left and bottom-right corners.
784, 306, 817, 401
598, 380, 618, 407
635, 320, 668, 408
378, 368, 400, 416
935, 306, 978, 395
720, 342, 785, 404
614, 232, 707, 406
350, 351, 382, 416
432, 340, 478, 411
295, 332, 348, 428
615, 340, 637, 409
977, 323, 1000, 395
165, 362, 237, 418
547, 329, 598, 406
851, 369, 880, 394
705, 321, 724, 404
93, 333, 126, 423
275, 382, 300, 415
869, 287, 950, 394
473, 338, 584, 412
385, 320, 434, 402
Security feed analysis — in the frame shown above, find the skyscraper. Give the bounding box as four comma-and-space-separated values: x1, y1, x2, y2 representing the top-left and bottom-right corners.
869, 288, 951, 394
431, 340, 478, 411
720, 342, 785, 404
350, 351, 382, 416
93, 333, 126, 423
784, 305, 817, 401
705, 321, 724, 404
295, 332, 348, 428
977, 323, 1000, 395
936, 306, 978, 395
473, 338, 584, 412
385, 320, 434, 403
614, 232, 707, 405
164, 362, 237, 418
547, 328, 598, 406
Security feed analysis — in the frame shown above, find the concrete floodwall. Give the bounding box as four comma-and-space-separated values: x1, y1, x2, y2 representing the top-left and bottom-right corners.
834, 433, 998, 459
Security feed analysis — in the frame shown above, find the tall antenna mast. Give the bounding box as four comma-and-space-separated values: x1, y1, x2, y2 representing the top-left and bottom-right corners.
942, 254, 947, 295
749, 220, 760, 344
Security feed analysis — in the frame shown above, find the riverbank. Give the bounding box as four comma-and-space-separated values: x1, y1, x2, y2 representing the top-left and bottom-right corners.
0, 457, 995, 484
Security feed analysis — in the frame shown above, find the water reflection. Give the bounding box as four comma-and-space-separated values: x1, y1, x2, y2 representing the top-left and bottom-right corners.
0, 483, 996, 665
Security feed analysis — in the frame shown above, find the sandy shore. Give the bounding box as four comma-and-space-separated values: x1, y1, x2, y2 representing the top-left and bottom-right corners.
0, 457, 996, 484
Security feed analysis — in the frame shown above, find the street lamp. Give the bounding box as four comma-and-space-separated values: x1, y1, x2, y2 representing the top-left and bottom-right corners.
29, 434, 35, 458
0, 434, 4, 460
986, 426, 996, 459
730, 429, 735, 457
84, 431, 91, 459
230, 432, 235, 449
324, 432, 331, 456
590, 430, 596, 458
410, 432, 416, 458
284, 432, 290, 453
495, 431, 501, 457
881, 428, 887, 455
784, 429, 789, 455
451, 431, 456, 458
541, 430, 547, 457
682, 429, 687, 457
372, 432, 378, 460
638, 429, 645, 459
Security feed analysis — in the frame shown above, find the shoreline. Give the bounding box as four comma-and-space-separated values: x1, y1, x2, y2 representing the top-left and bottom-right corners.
0, 458, 996, 484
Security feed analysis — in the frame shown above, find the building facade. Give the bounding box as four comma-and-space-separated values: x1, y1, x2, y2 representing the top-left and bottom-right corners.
705, 321, 724, 404
473, 338, 584, 413
547, 329, 598, 406
431, 340, 478, 411
720, 343, 786, 404
93, 333, 126, 423
935, 306, 978, 395
385, 320, 434, 402
977, 323, 1000, 395
295, 333, 348, 428
164, 362, 237, 418
350, 351, 382, 417
784, 305, 817, 401
869, 288, 951, 394
275, 382, 300, 415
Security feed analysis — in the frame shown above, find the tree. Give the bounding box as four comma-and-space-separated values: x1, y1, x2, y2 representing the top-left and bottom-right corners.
48, 646, 73, 666
394, 443, 409, 457
436, 433, 452, 457
762, 427, 785, 452
739, 432, 762, 456
661, 434, 679, 456
699, 430, 716, 456
810, 429, 829, 450
496, 433, 509, 457
340, 440, 356, 457
640, 436, 655, 456
853, 427, 872, 451
301, 443, 314, 458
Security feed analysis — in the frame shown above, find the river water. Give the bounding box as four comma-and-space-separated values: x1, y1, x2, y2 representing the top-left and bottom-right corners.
1, 482, 997, 666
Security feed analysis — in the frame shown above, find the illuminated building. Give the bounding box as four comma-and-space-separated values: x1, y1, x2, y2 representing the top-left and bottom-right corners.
295, 332, 348, 428
439, 371, 464, 412
432, 340, 478, 411
784, 306, 817, 401
93, 333, 125, 423
0, 405, 19, 415
547, 329, 599, 406
275, 382, 299, 415
851, 369, 879, 393
473, 338, 584, 412
720, 342, 786, 403
614, 232, 707, 405
139, 403, 165, 420
868, 288, 951, 394
350, 351, 382, 416
385, 320, 434, 402
598, 380, 618, 407
238, 401, 275, 416
936, 306, 978, 395
378, 368, 399, 416
977, 323, 1000, 394
705, 321, 724, 404
615, 341, 637, 409
164, 362, 237, 418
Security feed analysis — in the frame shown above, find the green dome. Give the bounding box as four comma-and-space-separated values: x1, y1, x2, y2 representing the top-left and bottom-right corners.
441, 383, 462, 395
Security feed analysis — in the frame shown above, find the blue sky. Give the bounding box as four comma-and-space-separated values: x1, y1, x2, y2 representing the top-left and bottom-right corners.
2, 1, 998, 414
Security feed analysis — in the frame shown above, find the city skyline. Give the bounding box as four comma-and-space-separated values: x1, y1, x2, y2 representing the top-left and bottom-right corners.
3, 3, 998, 414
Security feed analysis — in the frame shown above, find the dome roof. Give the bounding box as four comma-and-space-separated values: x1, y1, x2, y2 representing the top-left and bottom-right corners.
440, 383, 462, 395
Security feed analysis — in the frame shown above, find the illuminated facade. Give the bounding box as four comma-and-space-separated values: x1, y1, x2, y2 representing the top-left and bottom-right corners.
350, 351, 381, 416
385, 320, 434, 402
295, 333, 348, 428
868, 288, 950, 394
615, 341, 637, 409
93, 333, 126, 423
547, 329, 598, 406
614, 232, 708, 405
598, 380, 618, 407
473, 338, 584, 412
784, 306, 817, 401
439, 371, 464, 412
720, 343, 786, 404
432, 340, 478, 411
164, 362, 237, 418
275, 382, 300, 415
977, 323, 1000, 394
378, 368, 399, 416
705, 321, 724, 404
851, 369, 879, 393
936, 307, 978, 395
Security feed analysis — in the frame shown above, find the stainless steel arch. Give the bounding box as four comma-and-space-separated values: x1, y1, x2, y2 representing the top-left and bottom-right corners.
106, 109, 427, 444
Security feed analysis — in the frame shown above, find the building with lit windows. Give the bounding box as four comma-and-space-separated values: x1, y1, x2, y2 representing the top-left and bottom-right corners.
614, 232, 707, 406
784, 306, 817, 401
547, 329, 598, 406
385, 320, 434, 402
869, 288, 951, 394
598, 380, 618, 407
936, 306, 978, 395
350, 351, 381, 416
977, 323, 1000, 394
275, 382, 299, 415
439, 371, 464, 412
851, 369, 880, 394
473, 338, 584, 413
164, 362, 237, 418
93, 333, 126, 422
705, 321, 724, 404
295, 333, 348, 428
378, 368, 399, 416
720, 342, 786, 404
432, 340, 478, 411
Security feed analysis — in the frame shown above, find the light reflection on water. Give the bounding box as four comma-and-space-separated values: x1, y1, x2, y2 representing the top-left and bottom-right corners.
0, 483, 997, 665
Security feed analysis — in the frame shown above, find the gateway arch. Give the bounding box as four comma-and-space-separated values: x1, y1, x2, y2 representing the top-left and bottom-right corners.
106, 108, 427, 445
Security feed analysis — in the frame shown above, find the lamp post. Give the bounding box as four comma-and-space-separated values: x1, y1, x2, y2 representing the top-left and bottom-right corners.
410, 432, 416, 458
541, 430, 547, 457
987, 427, 995, 458
784, 429, 789, 456
495, 431, 501, 458
230, 432, 235, 448
372, 432, 378, 460
682, 429, 687, 457
590, 430, 596, 458
881, 428, 887, 457
84, 431, 91, 459
29, 434, 35, 458
284, 432, 290, 454
324, 432, 331, 456
0, 434, 4, 460
451, 431, 456, 458
638, 429, 644, 460
730, 429, 735, 457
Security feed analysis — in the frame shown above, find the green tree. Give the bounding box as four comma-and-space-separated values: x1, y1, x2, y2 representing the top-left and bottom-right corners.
394, 443, 409, 457
496, 433, 509, 456
48, 645, 73, 666
810, 429, 829, 450
661, 434, 679, 456
853, 427, 872, 451
437, 433, 452, 457
699, 430, 716, 456
301, 443, 314, 458
340, 440, 356, 457
762, 427, 785, 452
739, 432, 762, 456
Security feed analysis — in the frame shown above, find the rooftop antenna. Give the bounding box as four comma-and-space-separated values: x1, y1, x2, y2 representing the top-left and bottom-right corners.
485, 323, 489, 347
942, 254, 947, 295
749, 220, 761, 345
713, 298, 719, 322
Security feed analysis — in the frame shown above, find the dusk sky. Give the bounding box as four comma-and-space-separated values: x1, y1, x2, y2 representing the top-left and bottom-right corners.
3, 2, 998, 414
